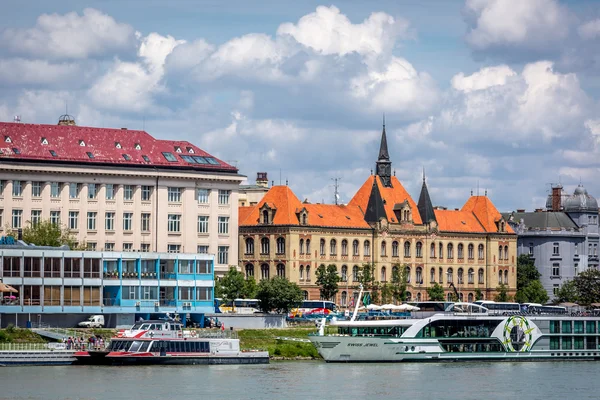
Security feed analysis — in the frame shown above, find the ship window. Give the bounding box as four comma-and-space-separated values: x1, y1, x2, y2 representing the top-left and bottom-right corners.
140, 324, 150, 330
139, 341, 151, 352
128, 341, 143, 352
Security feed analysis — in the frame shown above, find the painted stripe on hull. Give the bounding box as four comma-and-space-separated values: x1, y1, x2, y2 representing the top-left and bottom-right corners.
107, 356, 269, 365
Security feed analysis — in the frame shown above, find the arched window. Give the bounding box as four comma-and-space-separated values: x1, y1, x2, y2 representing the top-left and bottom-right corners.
306, 265, 311, 281
302, 214, 307, 225
262, 210, 269, 224
352, 265, 359, 282
330, 239, 337, 256
261, 264, 270, 280
416, 242, 423, 258
299, 265, 304, 280
439, 267, 444, 284
405, 266, 411, 283
299, 238, 304, 254
341, 265, 348, 282
468, 243, 474, 260
276, 237, 285, 254
457, 268, 464, 284
341, 291, 347, 307
459, 293, 464, 302
478, 268, 484, 284
430, 243, 436, 258
392, 265, 398, 278
416, 292, 422, 301
392, 241, 399, 257
364, 240, 371, 256
352, 240, 359, 256
504, 270, 509, 285
498, 270, 502, 284
245, 238, 254, 255
468, 268, 474, 284
381, 266, 387, 282
447, 243, 454, 259
320, 239, 325, 256
404, 241, 411, 257
245, 263, 254, 278
447, 293, 453, 302
381, 241, 387, 257
306, 239, 311, 254
406, 292, 412, 302
341, 240, 348, 256
478, 244, 484, 259
303, 290, 309, 300
468, 293, 474, 303
498, 245, 503, 261
430, 267, 435, 283
416, 267, 423, 284
504, 245, 509, 260
457, 243, 464, 259
261, 237, 270, 254
277, 263, 285, 278
439, 242, 444, 259
447, 268, 453, 283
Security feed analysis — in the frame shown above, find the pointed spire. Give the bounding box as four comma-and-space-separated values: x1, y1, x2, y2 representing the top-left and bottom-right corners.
375, 116, 392, 187
364, 177, 386, 224
378, 115, 390, 161
417, 170, 437, 225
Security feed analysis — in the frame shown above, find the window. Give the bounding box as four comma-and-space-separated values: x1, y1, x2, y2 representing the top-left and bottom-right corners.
381, 266, 387, 282
392, 241, 399, 257
245, 264, 255, 278
261, 264, 270, 280
404, 241, 411, 257
341, 265, 348, 282
479, 244, 485, 259
439, 267, 444, 284
478, 268, 484, 284
468, 268, 474, 284
168, 187, 181, 203
69, 183, 79, 199
439, 242, 443, 259
352, 265, 359, 281
364, 240, 370, 256
12, 180, 22, 197
162, 152, 177, 162
276, 237, 285, 254
262, 210, 269, 224
141, 186, 152, 201
87, 212, 97, 230
504, 245, 509, 260
299, 239, 304, 254
457, 243, 464, 259
123, 212, 133, 231
141, 213, 151, 232
32, 181, 42, 197
218, 190, 230, 205
218, 246, 229, 264
50, 182, 60, 198
306, 266, 310, 281
168, 244, 181, 254
430, 268, 435, 283
381, 241, 387, 257
341, 291, 347, 307
197, 189, 210, 204
430, 243, 436, 258
342, 240, 348, 256
552, 263, 560, 277
218, 216, 229, 235
122, 154, 131, 161
198, 216, 209, 233
50, 211, 60, 225
447, 268, 453, 283
447, 243, 454, 259
68, 211, 78, 230
574, 263, 579, 276
276, 264, 285, 277
49, 149, 58, 157
306, 239, 311, 254
553, 242, 559, 256
123, 243, 133, 252
245, 238, 255, 254
416, 242, 423, 258
320, 239, 326, 256
168, 214, 181, 232
498, 271, 502, 284
498, 246, 503, 260
123, 185, 134, 200
416, 267, 423, 284
105, 242, 115, 251
105, 212, 115, 230
141, 244, 151, 252
197, 245, 209, 254
406, 267, 411, 283
457, 268, 464, 284
12, 209, 23, 228
105, 184, 115, 200
468, 244, 474, 259
330, 239, 337, 256
353, 240, 359, 256
142, 155, 151, 162
261, 237, 270, 254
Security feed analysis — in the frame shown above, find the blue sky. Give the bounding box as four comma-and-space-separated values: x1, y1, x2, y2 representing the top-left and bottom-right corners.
1, 0, 600, 211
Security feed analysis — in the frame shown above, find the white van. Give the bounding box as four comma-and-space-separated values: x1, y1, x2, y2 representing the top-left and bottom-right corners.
78, 315, 105, 328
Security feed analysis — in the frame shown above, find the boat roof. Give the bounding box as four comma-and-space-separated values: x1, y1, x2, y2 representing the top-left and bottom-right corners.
331, 319, 420, 327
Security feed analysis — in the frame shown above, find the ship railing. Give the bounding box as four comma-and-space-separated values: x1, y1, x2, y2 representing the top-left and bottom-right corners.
0, 342, 69, 351
182, 330, 238, 339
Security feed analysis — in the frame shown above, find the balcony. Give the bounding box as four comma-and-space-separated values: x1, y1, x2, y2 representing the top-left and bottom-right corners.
122, 272, 139, 279
103, 272, 120, 280
141, 272, 158, 279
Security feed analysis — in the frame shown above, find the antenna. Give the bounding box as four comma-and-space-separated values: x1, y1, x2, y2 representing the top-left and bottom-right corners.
332, 178, 341, 205
477, 180, 480, 196
279, 169, 282, 185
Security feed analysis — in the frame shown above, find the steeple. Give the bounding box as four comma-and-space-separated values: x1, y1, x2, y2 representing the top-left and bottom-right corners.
364, 177, 386, 223
375, 115, 392, 187
417, 168, 437, 225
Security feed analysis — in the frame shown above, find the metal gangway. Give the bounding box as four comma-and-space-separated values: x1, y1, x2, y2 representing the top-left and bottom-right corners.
30, 323, 93, 341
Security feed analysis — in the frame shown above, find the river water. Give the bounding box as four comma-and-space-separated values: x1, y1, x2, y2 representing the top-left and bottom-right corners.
0, 361, 598, 399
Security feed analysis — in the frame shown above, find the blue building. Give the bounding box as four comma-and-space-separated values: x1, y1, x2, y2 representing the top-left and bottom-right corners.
0, 238, 215, 328
505, 184, 599, 299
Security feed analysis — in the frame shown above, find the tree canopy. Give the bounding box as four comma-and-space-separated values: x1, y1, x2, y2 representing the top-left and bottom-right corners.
390, 264, 408, 303
315, 264, 340, 301
573, 269, 600, 306
427, 283, 445, 301
15, 220, 79, 248
555, 280, 578, 304
494, 284, 510, 302
515, 255, 548, 304
217, 266, 246, 311
256, 277, 303, 313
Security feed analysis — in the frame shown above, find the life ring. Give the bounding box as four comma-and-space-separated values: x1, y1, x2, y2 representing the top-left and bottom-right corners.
190, 331, 197, 338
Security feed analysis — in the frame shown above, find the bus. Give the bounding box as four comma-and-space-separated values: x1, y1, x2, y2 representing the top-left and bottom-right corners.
407, 301, 455, 312
290, 300, 338, 317
473, 300, 520, 314
215, 298, 260, 314
520, 303, 567, 315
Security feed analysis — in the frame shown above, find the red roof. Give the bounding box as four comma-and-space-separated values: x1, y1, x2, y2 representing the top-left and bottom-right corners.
0, 122, 237, 172
461, 196, 514, 234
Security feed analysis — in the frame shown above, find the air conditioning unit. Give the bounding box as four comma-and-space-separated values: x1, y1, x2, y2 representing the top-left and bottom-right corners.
154, 301, 160, 307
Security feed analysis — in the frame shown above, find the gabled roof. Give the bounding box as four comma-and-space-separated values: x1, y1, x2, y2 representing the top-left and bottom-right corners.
434, 210, 486, 233
461, 195, 514, 234
348, 175, 422, 224
0, 122, 237, 172
240, 186, 303, 226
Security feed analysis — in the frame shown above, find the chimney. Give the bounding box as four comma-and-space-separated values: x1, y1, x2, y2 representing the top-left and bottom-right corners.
551, 184, 562, 211
256, 172, 268, 188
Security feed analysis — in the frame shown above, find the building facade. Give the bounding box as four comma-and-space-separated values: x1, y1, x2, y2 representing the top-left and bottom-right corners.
506, 184, 599, 299
0, 117, 244, 276
239, 124, 517, 306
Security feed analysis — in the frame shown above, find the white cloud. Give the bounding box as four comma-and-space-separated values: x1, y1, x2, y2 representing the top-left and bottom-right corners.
165, 39, 214, 72
0, 59, 81, 85
579, 19, 600, 39
465, 0, 570, 51
451, 65, 516, 92
1, 8, 136, 59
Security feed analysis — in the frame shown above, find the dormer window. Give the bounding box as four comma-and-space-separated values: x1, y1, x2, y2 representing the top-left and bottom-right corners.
260, 204, 276, 225
4, 136, 11, 143
135, 143, 141, 150
122, 154, 131, 161
263, 210, 269, 224
79, 140, 85, 146
186, 147, 194, 154
115, 142, 122, 149
174, 146, 182, 153
41, 137, 48, 145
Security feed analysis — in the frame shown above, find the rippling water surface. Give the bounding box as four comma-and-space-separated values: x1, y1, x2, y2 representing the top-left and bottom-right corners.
1, 361, 598, 400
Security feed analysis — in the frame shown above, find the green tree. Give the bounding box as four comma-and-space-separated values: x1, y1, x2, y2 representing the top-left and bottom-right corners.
219, 266, 246, 312
494, 284, 510, 302
15, 220, 79, 248
315, 264, 341, 301
380, 283, 393, 304
573, 269, 600, 306
474, 288, 484, 301
256, 277, 303, 313
390, 264, 408, 303
427, 283, 445, 301
358, 263, 380, 304
554, 280, 578, 304
514, 255, 548, 304
242, 277, 258, 299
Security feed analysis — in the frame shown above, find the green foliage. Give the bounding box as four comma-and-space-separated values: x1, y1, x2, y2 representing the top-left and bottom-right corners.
242, 277, 258, 299
573, 269, 600, 306
427, 283, 445, 301
379, 283, 393, 304
474, 288, 484, 301
515, 255, 548, 304
390, 264, 408, 303
18, 220, 80, 248
315, 264, 341, 301
555, 280, 579, 304
494, 284, 510, 302
218, 266, 246, 311
0, 325, 44, 343
515, 280, 549, 304
237, 328, 319, 358
256, 277, 303, 313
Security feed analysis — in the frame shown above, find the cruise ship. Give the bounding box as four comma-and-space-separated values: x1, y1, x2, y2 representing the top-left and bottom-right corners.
309, 295, 600, 362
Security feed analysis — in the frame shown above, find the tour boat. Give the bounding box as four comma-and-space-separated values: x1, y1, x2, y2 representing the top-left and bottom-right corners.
309, 289, 600, 363
74, 319, 269, 365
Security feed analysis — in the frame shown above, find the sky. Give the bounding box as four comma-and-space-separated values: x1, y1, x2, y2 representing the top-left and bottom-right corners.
1, 0, 600, 212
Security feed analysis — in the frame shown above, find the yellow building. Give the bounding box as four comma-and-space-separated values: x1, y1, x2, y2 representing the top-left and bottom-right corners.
238, 124, 516, 305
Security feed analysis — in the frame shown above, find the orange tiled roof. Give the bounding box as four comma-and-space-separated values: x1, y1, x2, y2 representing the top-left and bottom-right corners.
348, 175, 422, 224
239, 186, 303, 226
303, 203, 370, 228
238, 206, 254, 226
461, 196, 514, 234
434, 209, 486, 233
